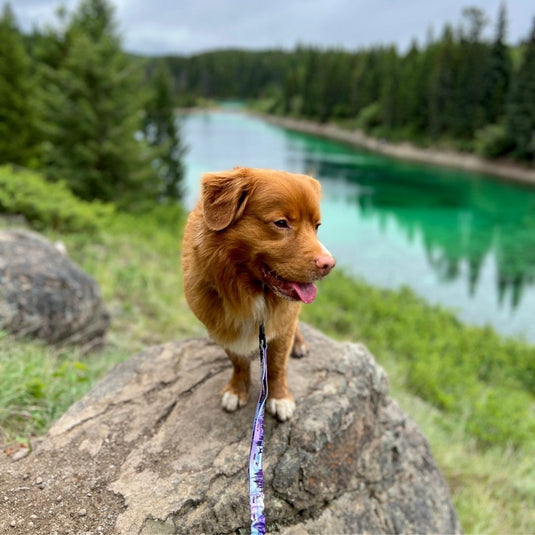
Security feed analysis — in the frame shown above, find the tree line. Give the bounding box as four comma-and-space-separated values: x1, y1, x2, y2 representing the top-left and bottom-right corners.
0, 0, 185, 207
2, 0, 533, 209
164, 4, 535, 163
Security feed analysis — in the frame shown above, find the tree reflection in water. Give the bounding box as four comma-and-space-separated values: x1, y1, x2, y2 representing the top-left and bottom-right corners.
306, 153, 535, 310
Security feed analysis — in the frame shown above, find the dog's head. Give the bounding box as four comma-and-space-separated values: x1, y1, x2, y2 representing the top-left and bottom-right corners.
201, 167, 335, 303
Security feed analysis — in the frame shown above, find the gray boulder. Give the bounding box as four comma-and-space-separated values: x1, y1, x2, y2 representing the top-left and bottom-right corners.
0, 229, 109, 349
0, 325, 461, 534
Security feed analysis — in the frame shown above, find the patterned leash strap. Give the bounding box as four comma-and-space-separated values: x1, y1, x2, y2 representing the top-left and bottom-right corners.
249, 323, 268, 535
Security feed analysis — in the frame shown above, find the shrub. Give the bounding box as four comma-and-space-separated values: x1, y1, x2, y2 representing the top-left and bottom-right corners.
356, 102, 381, 131
468, 387, 535, 448
0, 165, 114, 232
474, 124, 513, 158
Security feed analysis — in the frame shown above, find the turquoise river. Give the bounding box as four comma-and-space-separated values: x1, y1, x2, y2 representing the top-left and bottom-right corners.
181, 110, 535, 342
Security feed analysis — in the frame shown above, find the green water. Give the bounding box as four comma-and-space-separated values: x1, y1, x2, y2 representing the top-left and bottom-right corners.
181, 110, 535, 341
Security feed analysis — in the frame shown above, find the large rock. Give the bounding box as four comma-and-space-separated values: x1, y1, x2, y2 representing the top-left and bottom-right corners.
0, 325, 461, 534
0, 229, 109, 349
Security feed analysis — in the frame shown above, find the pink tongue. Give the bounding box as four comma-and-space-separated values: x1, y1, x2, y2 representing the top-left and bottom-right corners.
291, 282, 317, 304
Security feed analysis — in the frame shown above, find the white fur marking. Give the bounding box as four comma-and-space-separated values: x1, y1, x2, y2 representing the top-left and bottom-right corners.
319, 240, 333, 257
221, 391, 246, 412
267, 398, 296, 422
223, 295, 267, 357
223, 332, 258, 357
252, 295, 267, 322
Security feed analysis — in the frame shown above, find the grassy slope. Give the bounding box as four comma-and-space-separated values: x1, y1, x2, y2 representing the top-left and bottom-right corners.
1, 208, 534, 534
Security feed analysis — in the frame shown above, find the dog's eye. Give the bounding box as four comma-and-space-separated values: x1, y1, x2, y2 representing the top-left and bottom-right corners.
274, 219, 289, 229
315, 223, 321, 233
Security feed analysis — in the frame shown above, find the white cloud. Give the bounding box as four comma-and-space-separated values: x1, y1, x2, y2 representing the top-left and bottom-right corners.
9, 0, 535, 56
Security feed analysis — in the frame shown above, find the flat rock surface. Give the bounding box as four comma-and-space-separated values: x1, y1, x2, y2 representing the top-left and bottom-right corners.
0, 229, 109, 349
0, 324, 461, 534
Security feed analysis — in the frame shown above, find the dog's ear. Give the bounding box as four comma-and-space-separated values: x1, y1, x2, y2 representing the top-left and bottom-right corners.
201, 168, 254, 231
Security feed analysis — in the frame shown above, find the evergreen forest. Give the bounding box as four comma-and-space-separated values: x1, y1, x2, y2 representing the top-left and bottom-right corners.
0, 0, 185, 207
163, 4, 535, 163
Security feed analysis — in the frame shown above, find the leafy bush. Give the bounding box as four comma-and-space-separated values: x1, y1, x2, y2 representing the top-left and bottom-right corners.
0, 165, 114, 232
356, 102, 381, 131
475, 124, 513, 158
468, 387, 535, 448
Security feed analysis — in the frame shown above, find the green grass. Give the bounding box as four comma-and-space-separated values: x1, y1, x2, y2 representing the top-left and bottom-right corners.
59, 204, 202, 352
1, 195, 534, 533
0, 333, 130, 442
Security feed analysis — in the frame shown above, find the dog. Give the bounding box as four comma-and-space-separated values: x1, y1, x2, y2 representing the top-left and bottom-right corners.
182, 167, 335, 421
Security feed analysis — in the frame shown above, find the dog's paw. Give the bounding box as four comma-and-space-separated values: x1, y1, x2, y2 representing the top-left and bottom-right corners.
221, 391, 248, 412
267, 397, 296, 422
291, 340, 309, 359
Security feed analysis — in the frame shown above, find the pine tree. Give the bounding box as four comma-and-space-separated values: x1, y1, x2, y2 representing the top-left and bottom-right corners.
378, 46, 401, 130
428, 26, 458, 138
300, 48, 322, 119
319, 51, 354, 120
144, 59, 186, 201
280, 56, 301, 115
38, 0, 159, 206
356, 49, 382, 112
506, 18, 535, 161
0, 4, 39, 166
455, 8, 490, 138
397, 41, 422, 135
484, 2, 511, 124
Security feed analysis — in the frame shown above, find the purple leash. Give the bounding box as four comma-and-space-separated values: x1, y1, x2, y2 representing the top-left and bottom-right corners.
249, 323, 268, 535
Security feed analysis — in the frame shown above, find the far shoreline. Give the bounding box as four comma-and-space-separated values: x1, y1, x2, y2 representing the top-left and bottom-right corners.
250, 112, 535, 187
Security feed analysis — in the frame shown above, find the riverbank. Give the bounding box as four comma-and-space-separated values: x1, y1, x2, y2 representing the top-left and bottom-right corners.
254, 112, 535, 187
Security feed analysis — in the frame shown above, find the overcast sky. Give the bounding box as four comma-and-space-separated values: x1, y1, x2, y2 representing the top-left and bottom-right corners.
9, 0, 535, 56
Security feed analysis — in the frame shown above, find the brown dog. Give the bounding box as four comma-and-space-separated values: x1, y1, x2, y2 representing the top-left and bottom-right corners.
182, 167, 335, 421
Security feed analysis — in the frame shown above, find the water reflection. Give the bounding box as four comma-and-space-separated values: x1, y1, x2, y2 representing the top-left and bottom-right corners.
300, 147, 535, 310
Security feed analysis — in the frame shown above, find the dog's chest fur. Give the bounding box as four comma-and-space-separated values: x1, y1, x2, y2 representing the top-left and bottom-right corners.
223, 295, 267, 356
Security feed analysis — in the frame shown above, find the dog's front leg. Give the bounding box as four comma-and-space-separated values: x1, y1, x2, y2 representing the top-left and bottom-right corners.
266, 334, 296, 421
221, 351, 251, 412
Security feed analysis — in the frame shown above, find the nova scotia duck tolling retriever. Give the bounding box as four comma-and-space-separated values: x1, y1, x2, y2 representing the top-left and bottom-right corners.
182, 167, 335, 421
